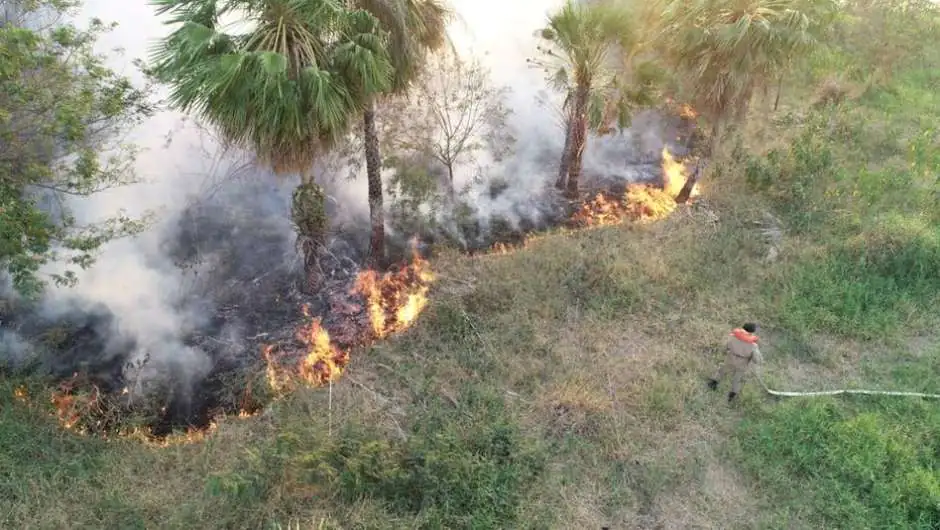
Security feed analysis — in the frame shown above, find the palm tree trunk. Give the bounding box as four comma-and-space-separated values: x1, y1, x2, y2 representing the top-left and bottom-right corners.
674, 161, 702, 204
773, 74, 783, 111
291, 172, 328, 294
708, 120, 723, 157
556, 111, 574, 190
363, 100, 385, 269
566, 84, 590, 199
675, 121, 720, 204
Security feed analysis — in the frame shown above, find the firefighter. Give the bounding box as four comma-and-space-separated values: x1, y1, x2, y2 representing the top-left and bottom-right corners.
707, 322, 763, 402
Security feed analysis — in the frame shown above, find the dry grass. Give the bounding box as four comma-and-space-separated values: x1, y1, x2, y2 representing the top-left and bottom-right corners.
4, 202, 780, 528
359, 212, 778, 528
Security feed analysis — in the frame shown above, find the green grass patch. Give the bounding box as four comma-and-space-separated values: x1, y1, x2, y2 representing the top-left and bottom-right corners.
322, 386, 546, 528
738, 399, 940, 529
781, 214, 940, 338
746, 68, 940, 339
207, 384, 549, 529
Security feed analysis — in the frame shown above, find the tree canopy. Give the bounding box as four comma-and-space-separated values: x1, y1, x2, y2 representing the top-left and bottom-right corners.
149, 0, 395, 176
0, 0, 154, 296
658, 0, 820, 134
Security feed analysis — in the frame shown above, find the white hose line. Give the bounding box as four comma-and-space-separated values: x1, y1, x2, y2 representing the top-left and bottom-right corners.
754, 370, 940, 399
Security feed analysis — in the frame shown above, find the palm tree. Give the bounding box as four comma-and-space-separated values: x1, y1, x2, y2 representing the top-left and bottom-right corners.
658, 0, 819, 203
350, 0, 451, 268
659, 0, 816, 153
533, 0, 636, 199
149, 0, 392, 292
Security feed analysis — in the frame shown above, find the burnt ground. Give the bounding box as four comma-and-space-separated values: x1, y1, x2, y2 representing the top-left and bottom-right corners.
0, 113, 700, 438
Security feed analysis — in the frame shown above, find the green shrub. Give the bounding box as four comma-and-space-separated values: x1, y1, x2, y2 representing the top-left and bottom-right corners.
745, 120, 843, 233
738, 400, 940, 529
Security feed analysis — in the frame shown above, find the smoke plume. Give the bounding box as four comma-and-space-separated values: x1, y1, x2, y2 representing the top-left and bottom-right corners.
1, 0, 685, 429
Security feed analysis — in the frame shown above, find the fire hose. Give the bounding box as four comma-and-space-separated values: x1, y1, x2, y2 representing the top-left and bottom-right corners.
753, 367, 940, 399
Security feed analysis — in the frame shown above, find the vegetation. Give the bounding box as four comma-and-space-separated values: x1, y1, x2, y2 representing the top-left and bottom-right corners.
350, 0, 451, 267
379, 49, 514, 201
532, 0, 636, 197
149, 0, 394, 291
3, 0, 940, 528
658, 0, 823, 143
0, 0, 153, 296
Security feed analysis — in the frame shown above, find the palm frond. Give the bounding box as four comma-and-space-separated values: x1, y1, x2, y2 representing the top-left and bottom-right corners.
350, 0, 453, 94
535, 0, 638, 132
149, 0, 394, 174
660, 0, 818, 123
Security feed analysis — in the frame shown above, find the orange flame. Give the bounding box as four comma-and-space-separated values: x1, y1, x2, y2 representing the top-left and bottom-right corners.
297, 318, 350, 385
489, 242, 518, 254
262, 316, 351, 395
571, 193, 635, 227
50, 377, 101, 432
570, 148, 697, 227
263, 242, 434, 396
662, 147, 698, 199
353, 243, 434, 339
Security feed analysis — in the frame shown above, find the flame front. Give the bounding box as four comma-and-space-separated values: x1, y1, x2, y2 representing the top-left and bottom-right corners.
661, 147, 684, 198
297, 318, 350, 385
263, 243, 434, 397
263, 317, 351, 394
42, 148, 700, 441
571, 147, 699, 228
354, 245, 434, 339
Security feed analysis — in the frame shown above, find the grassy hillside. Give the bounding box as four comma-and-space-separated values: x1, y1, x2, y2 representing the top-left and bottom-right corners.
4, 18, 940, 530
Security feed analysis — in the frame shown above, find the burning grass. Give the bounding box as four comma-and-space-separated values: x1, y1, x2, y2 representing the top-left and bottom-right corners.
35, 146, 698, 443
262, 245, 434, 397
571, 147, 699, 228
354, 248, 435, 339
38, 244, 435, 444
40, 375, 233, 447
486, 148, 700, 255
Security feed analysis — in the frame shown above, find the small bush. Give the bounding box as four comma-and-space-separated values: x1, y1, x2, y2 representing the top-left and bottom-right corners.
745, 122, 842, 233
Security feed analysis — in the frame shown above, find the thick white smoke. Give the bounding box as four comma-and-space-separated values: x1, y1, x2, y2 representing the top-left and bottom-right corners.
2, 0, 675, 392
447, 0, 676, 226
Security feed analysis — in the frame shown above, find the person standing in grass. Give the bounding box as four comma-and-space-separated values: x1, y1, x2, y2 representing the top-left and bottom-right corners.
707, 322, 763, 402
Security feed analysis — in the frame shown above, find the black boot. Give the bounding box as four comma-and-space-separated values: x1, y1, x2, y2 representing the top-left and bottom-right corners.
707, 379, 718, 391
728, 391, 737, 402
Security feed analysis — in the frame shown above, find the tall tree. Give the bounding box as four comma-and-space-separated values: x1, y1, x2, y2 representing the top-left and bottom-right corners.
0, 0, 154, 297
533, 0, 636, 198
149, 0, 393, 292
350, 0, 450, 268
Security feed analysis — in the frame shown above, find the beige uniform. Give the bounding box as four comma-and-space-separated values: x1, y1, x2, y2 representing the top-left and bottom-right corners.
713, 333, 763, 393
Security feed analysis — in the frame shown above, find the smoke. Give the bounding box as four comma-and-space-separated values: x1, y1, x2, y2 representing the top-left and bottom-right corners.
443, 0, 682, 229
0, 329, 31, 367
1, 0, 684, 425
0, 1, 303, 401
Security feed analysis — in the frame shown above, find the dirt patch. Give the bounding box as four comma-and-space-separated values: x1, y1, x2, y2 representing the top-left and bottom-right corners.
645, 460, 755, 530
